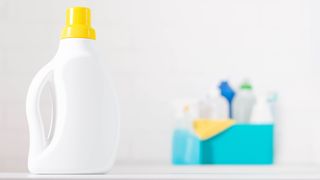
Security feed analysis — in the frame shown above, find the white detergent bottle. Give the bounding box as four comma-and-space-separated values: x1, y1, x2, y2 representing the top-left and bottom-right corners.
198, 89, 228, 119
233, 80, 256, 123
26, 7, 119, 174
251, 95, 274, 124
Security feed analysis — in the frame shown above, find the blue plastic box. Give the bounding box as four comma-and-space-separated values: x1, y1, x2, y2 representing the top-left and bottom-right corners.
202, 124, 274, 164
172, 124, 274, 165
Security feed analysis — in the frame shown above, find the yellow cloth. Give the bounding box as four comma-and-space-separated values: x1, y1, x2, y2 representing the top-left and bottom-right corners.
193, 119, 236, 140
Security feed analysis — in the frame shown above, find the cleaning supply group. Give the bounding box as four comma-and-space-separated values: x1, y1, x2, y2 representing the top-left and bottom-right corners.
172, 79, 277, 165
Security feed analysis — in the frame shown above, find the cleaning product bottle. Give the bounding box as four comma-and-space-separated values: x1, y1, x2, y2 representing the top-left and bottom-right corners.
218, 81, 235, 118
26, 7, 119, 174
232, 80, 256, 123
198, 89, 228, 119
267, 92, 278, 121
251, 95, 274, 124
172, 103, 201, 165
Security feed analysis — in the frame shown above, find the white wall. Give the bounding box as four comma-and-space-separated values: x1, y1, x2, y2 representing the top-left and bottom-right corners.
0, 0, 320, 171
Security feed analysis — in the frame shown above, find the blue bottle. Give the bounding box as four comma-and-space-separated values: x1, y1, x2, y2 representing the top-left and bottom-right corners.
172, 129, 201, 164
172, 104, 201, 165
219, 81, 235, 118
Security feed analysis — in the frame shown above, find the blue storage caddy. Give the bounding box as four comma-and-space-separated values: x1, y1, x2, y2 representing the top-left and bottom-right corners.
202, 124, 274, 164
172, 124, 274, 165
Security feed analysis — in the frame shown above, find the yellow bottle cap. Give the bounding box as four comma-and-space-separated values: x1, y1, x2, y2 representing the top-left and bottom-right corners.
60, 7, 96, 40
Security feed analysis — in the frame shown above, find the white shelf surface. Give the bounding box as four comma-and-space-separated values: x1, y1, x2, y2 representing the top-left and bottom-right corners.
1, 165, 320, 180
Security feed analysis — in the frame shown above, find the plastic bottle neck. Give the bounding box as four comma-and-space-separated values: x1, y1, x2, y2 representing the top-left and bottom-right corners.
57, 38, 95, 54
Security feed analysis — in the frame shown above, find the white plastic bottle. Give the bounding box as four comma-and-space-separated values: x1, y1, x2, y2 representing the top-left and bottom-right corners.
251, 92, 278, 124
198, 89, 228, 119
251, 95, 274, 124
26, 7, 119, 174
232, 80, 256, 123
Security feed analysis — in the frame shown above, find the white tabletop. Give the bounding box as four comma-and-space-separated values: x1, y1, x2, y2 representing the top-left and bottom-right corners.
1, 165, 320, 180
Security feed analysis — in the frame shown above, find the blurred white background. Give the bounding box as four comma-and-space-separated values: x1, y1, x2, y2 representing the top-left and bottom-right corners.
1, 0, 320, 171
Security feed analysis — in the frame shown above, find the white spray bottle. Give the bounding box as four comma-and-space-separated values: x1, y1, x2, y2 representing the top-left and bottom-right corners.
26, 7, 119, 174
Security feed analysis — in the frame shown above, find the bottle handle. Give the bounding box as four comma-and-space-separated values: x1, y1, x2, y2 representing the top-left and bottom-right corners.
26, 64, 54, 157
